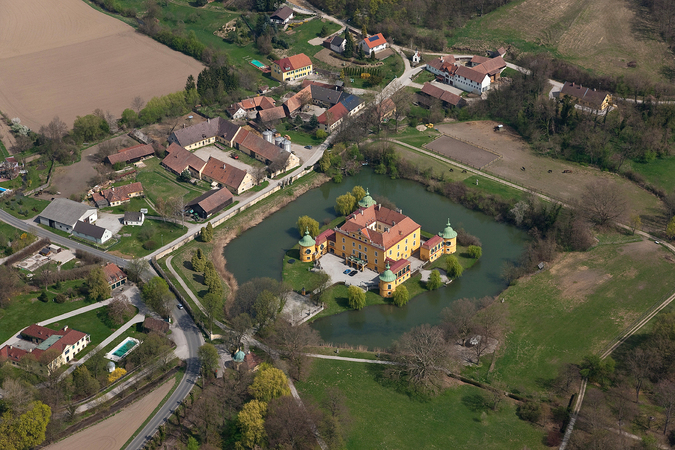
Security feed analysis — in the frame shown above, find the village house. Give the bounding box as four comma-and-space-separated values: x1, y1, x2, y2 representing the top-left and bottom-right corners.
103, 263, 127, 289
72, 220, 112, 244
360, 33, 387, 56
426, 55, 457, 83
168, 117, 242, 150
227, 96, 277, 120
270, 6, 294, 25
270, 53, 313, 82
560, 82, 613, 111
161, 143, 207, 179
378, 98, 397, 122
318, 102, 349, 132
340, 94, 365, 117
327, 35, 346, 53
310, 85, 346, 108
123, 211, 144, 226
92, 182, 144, 208
105, 143, 155, 166
38, 198, 98, 233
186, 188, 234, 219
425, 54, 506, 94
201, 156, 255, 194
0, 325, 90, 373
417, 82, 463, 108
233, 128, 300, 174
283, 85, 313, 116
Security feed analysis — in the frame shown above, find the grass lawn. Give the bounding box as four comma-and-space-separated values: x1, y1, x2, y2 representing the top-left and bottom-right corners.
45, 307, 116, 355
111, 219, 188, 258
251, 182, 269, 192
281, 19, 340, 60
275, 123, 325, 146
0, 293, 93, 344
628, 156, 675, 194
230, 148, 265, 168
296, 359, 546, 449
343, 52, 405, 89
492, 235, 675, 396
412, 70, 437, 84
101, 197, 157, 216
136, 158, 208, 205
0, 221, 32, 255
1, 195, 50, 219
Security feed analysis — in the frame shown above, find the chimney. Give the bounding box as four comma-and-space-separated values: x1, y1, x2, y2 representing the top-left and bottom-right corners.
392, 221, 396, 226
63, 326, 68, 331
183, 124, 185, 128
208, 118, 210, 123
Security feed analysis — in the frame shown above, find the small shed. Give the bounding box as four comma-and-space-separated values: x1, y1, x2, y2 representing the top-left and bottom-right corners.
107, 361, 116, 373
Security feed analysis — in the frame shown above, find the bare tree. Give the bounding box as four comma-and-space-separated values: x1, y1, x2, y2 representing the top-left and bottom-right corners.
470, 303, 507, 364
252, 166, 267, 185
40, 116, 68, 142
1, 378, 33, 414
579, 181, 627, 225
265, 396, 321, 450
656, 379, 675, 435
271, 320, 321, 380
126, 258, 150, 283
390, 324, 455, 393
131, 96, 145, 113
625, 347, 660, 403
441, 298, 477, 345
107, 296, 135, 325
104, 111, 118, 133
96, 139, 119, 163
268, 153, 290, 176
390, 89, 412, 133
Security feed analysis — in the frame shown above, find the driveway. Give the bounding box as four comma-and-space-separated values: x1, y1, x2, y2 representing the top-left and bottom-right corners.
316, 253, 380, 287
193, 145, 258, 173
96, 212, 124, 234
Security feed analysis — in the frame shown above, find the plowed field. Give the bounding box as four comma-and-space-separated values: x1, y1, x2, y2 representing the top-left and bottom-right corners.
0, 0, 204, 131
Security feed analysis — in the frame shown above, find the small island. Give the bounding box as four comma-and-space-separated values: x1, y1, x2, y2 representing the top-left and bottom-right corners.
288, 189, 475, 315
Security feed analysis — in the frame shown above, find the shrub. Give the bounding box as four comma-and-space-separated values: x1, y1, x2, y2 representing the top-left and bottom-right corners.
108, 367, 127, 384
456, 228, 482, 247
143, 240, 157, 250
467, 245, 482, 259
54, 293, 67, 304
38, 291, 49, 303
516, 402, 542, 423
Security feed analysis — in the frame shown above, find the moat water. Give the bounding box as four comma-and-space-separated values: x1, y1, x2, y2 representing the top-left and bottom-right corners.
224, 170, 527, 348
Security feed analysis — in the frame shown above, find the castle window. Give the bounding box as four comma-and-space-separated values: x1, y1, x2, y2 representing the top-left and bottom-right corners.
342, 245, 345, 250
375, 251, 378, 256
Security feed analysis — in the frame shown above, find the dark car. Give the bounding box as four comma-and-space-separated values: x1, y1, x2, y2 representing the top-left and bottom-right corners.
349, 270, 358, 276
305, 145, 313, 149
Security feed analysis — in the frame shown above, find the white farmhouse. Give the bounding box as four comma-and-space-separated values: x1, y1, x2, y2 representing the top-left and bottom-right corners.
360, 33, 387, 56
38, 198, 97, 233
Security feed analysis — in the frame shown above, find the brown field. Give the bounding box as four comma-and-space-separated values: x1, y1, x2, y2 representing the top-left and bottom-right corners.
453, 0, 674, 82
424, 135, 500, 169
436, 121, 663, 224
0, 0, 204, 131
46, 378, 175, 450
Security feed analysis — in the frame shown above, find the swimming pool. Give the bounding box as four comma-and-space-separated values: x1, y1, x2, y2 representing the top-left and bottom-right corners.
0, 187, 6, 192
250, 59, 266, 69
105, 337, 141, 361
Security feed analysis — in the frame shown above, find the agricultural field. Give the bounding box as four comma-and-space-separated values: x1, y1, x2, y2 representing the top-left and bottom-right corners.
490, 234, 675, 395
296, 359, 546, 449
0, 0, 204, 131
447, 0, 675, 83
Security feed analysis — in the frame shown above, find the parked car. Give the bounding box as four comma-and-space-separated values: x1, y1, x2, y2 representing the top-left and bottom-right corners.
231, 153, 239, 159
305, 145, 313, 149
343, 269, 351, 274
177, 304, 184, 310
349, 270, 358, 276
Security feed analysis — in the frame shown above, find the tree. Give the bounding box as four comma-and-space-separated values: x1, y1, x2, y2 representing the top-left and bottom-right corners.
179, 169, 192, 182
87, 267, 111, 301
517, 402, 542, 423
445, 255, 464, 278
142, 276, 173, 317
107, 296, 135, 325
441, 298, 478, 345
120, 109, 138, 129
231, 313, 253, 347
629, 214, 642, 235
348, 285, 366, 310
467, 245, 482, 259
185, 74, 196, 92
297, 216, 319, 238
198, 343, 219, 379
126, 258, 150, 283
626, 347, 659, 403
580, 355, 615, 387
72, 365, 100, 396
248, 365, 291, 402
390, 324, 453, 394
390, 89, 412, 133
580, 181, 627, 225
351, 185, 366, 203
655, 379, 675, 436
73, 114, 109, 142
335, 193, 356, 215
192, 248, 206, 272
131, 96, 145, 113
427, 270, 443, 290
201, 222, 214, 242
1, 379, 33, 415
202, 293, 223, 337
265, 396, 319, 450
392, 285, 409, 307
0, 401, 51, 450
309, 114, 319, 130
254, 290, 281, 329
319, 23, 329, 37
271, 320, 321, 380
470, 302, 506, 364
0, 266, 21, 308
238, 400, 267, 449
667, 216, 675, 240
343, 29, 354, 58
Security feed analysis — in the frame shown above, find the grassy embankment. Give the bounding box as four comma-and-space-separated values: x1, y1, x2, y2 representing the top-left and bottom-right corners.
110, 220, 188, 258
296, 358, 546, 449
487, 231, 675, 396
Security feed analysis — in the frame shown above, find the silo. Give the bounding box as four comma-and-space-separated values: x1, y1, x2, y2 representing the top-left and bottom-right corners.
263, 130, 273, 143
283, 139, 292, 152
274, 136, 284, 147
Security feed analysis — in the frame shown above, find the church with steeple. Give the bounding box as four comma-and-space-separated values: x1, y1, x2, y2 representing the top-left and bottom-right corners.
298, 189, 458, 298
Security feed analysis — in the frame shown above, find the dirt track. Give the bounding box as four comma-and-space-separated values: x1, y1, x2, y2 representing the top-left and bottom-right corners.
0, 0, 204, 131
46, 378, 175, 450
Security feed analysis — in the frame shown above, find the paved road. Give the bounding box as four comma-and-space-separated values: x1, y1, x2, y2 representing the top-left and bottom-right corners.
125, 304, 204, 450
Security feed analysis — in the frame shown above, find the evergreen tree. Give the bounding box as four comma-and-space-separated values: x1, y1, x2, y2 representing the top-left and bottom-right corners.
343, 30, 354, 58
185, 74, 196, 92
309, 114, 319, 129
357, 44, 365, 60
191, 248, 206, 272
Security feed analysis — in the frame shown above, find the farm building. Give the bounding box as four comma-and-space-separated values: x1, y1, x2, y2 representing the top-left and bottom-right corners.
425, 54, 505, 94
168, 117, 242, 150
38, 198, 97, 233
283, 86, 313, 115
92, 182, 144, 207
258, 106, 287, 125
161, 143, 207, 178
105, 143, 154, 166
328, 35, 346, 53
318, 103, 349, 132
123, 211, 144, 226
233, 129, 300, 172
417, 83, 463, 108
227, 96, 276, 120
360, 33, 387, 56
270, 6, 294, 25
202, 156, 255, 194
186, 188, 234, 219
560, 82, 612, 110
72, 220, 112, 244
270, 53, 313, 82
378, 98, 397, 121
340, 94, 365, 116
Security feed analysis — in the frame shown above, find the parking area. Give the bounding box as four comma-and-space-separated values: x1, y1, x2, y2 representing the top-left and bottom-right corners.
316, 253, 379, 287
96, 212, 124, 234
193, 145, 259, 173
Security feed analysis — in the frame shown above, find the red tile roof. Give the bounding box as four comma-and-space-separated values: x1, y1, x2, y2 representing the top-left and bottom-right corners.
454, 65, 488, 84
560, 82, 610, 108
315, 229, 336, 245
259, 106, 287, 123
385, 257, 411, 275
233, 128, 250, 146
162, 143, 206, 174
471, 55, 489, 65
339, 205, 420, 250
106, 143, 154, 165
239, 132, 282, 162
103, 263, 126, 285
98, 182, 143, 204
188, 188, 234, 215
318, 102, 349, 126
420, 83, 462, 106
22, 324, 59, 341
0, 345, 29, 364
274, 53, 312, 73
474, 56, 506, 75
362, 33, 387, 49
283, 86, 312, 114
422, 235, 443, 249
202, 156, 248, 191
